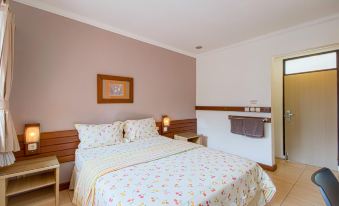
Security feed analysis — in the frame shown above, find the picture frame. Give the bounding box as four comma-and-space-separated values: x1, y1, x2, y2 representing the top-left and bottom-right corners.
97, 74, 134, 103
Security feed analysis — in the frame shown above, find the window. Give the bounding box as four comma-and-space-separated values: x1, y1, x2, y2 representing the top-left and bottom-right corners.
285, 52, 337, 75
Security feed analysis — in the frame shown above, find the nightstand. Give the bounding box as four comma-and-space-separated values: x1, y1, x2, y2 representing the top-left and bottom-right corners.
174, 132, 202, 145
0, 156, 60, 206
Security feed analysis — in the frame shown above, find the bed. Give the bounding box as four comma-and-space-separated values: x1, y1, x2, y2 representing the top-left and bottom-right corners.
71, 135, 275, 206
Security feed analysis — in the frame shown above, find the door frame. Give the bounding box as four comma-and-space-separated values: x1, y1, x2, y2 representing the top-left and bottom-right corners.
282, 50, 339, 158
271, 43, 339, 167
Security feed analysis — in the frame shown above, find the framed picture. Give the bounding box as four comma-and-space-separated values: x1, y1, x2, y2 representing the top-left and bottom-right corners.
97, 74, 134, 103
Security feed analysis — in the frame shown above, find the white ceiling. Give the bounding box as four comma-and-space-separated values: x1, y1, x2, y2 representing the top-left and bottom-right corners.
14, 0, 339, 57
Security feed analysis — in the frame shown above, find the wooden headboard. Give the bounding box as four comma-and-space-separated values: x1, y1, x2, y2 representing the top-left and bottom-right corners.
14, 118, 197, 163
161, 119, 197, 138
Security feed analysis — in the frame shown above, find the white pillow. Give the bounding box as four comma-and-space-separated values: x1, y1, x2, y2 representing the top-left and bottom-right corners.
124, 118, 159, 142
75, 122, 123, 149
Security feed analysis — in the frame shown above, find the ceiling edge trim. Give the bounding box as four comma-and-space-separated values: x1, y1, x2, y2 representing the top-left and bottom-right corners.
197, 12, 339, 57
13, 0, 196, 58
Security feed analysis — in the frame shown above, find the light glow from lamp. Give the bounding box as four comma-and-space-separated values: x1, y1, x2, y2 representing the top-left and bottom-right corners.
163, 116, 170, 127
162, 115, 170, 133
25, 124, 40, 143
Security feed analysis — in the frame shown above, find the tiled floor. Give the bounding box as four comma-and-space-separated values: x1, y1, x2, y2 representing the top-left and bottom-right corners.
267, 159, 339, 206
58, 159, 338, 206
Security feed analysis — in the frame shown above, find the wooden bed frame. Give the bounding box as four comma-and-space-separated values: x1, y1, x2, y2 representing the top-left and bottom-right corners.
14, 119, 197, 163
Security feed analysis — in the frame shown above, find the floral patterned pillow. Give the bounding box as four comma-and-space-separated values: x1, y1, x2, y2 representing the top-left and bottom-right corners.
75, 122, 123, 149
124, 118, 159, 142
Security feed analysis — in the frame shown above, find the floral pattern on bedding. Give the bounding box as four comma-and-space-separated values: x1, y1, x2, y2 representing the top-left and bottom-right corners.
86, 141, 275, 206
75, 137, 171, 172
124, 118, 159, 142
75, 122, 123, 149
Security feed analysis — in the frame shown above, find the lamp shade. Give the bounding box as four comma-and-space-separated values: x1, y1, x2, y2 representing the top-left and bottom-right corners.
24, 124, 40, 143
162, 116, 171, 127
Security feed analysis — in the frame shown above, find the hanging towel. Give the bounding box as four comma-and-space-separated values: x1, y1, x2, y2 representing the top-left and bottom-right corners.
243, 118, 264, 138
230, 116, 265, 138
230, 118, 244, 135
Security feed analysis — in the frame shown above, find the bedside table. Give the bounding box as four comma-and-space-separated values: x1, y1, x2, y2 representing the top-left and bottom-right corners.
0, 156, 60, 206
174, 132, 202, 145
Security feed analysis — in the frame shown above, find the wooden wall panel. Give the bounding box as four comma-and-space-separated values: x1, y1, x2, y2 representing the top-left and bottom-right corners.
14, 119, 196, 163
161, 119, 197, 138
15, 130, 79, 163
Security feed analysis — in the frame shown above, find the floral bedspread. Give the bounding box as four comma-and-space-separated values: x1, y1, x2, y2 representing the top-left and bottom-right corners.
75, 136, 275, 206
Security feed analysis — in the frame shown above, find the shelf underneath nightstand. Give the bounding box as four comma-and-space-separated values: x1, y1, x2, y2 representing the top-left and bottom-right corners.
8, 186, 56, 206
0, 156, 60, 206
174, 132, 202, 145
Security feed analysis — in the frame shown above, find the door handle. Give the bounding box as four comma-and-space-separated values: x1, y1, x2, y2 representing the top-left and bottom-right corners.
285, 110, 294, 121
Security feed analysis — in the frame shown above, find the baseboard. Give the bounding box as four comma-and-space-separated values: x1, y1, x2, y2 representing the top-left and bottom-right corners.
59, 182, 70, 191
258, 163, 277, 171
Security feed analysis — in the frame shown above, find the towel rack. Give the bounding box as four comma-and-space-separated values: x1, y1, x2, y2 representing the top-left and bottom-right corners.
228, 115, 271, 123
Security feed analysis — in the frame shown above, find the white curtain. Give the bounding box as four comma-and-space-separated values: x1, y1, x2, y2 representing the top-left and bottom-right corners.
0, 3, 19, 167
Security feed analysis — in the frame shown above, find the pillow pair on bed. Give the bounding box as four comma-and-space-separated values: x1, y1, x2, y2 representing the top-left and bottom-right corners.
75, 118, 159, 149
75, 122, 124, 149
124, 118, 159, 142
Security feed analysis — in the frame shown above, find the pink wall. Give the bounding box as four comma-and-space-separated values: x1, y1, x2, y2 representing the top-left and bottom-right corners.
10, 2, 196, 134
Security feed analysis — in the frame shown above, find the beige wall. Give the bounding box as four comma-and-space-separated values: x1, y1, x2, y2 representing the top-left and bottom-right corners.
10, 2, 196, 134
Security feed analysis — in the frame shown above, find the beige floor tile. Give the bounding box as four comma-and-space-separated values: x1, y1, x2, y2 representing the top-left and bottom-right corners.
276, 159, 306, 170
282, 185, 325, 206
270, 159, 330, 206
60, 190, 72, 206
282, 196, 322, 206
280, 164, 327, 206
267, 176, 294, 206
268, 161, 305, 184
295, 169, 319, 191
304, 164, 321, 172
69, 190, 74, 201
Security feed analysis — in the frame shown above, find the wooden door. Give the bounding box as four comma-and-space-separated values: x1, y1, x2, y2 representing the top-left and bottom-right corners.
284, 70, 338, 170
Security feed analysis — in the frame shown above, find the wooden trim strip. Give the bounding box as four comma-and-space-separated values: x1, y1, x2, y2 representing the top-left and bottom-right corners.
195, 106, 271, 113
258, 163, 277, 171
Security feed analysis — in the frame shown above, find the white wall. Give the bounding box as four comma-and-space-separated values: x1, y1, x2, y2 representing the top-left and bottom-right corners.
197, 111, 273, 165
197, 15, 339, 165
